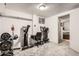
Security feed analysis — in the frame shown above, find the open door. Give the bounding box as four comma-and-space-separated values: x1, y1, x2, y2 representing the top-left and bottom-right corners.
58, 14, 70, 43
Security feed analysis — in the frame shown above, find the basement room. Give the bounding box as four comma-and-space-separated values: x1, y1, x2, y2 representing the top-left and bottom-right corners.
0, 3, 79, 56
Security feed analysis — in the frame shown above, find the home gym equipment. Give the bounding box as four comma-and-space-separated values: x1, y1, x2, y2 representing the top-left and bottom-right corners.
24, 25, 30, 47
20, 25, 30, 48
31, 26, 49, 47
30, 32, 42, 47
40, 26, 49, 43
0, 32, 18, 56
35, 32, 42, 46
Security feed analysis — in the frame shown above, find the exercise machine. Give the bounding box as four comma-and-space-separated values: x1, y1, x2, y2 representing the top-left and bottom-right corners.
30, 26, 49, 47
0, 32, 18, 56
20, 25, 30, 49
40, 26, 49, 43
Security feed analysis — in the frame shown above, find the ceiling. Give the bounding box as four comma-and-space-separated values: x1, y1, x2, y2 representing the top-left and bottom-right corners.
1, 3, 79, 17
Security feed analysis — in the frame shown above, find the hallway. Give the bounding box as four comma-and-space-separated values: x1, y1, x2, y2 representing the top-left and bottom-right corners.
14, 41, 79, 56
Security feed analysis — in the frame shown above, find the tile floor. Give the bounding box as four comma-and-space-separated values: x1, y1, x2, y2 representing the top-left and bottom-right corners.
14, 40, 79, 56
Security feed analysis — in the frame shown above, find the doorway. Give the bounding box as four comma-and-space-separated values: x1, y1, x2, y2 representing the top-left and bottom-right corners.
58, 14, 70, 43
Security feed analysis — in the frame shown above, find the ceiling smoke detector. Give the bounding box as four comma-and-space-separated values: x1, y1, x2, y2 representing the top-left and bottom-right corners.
37, 3, 48, 11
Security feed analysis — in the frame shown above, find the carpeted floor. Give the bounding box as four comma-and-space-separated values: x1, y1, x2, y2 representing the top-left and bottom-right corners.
14, 40, 79, 56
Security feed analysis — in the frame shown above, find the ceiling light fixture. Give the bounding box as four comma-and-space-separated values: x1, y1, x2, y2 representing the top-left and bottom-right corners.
37, 3, 47, 11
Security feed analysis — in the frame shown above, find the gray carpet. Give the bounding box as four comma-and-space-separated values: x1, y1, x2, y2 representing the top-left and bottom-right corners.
14, 41, 79, 56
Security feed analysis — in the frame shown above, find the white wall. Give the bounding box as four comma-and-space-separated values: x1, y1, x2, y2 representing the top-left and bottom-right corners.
63, 20, 70, 31
46, 8, 79, 52
33, 15, 39, 35
0, 20, 2, 35
45, 16, 58, 43
33, 15, 45, 35
70, 8, 79, 52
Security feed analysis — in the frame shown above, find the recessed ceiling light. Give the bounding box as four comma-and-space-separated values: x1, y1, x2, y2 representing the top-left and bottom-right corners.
37, 3, 48, 11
